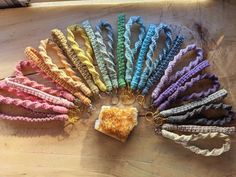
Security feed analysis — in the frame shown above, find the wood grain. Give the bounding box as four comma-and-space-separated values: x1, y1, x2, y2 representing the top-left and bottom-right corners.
0, 1, 236, 177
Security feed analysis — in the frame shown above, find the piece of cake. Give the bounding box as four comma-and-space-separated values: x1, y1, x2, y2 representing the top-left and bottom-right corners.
95, 106, 138, 142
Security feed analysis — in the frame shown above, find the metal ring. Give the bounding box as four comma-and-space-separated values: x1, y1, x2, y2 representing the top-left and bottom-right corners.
136, 95, 144, 106
154, 116, 165, 126
125, 93, 136, 105
145, 111, 154, 122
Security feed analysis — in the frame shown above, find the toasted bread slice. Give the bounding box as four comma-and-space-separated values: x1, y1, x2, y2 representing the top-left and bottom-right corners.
95, 106, 138, 142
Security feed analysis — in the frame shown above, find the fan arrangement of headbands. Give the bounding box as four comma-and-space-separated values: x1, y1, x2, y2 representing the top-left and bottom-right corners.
0, 14, 235, 156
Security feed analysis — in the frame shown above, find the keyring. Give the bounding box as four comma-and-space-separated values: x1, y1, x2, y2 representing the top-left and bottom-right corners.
153, 116, 165, 126
121, 93, 135, 105
145, 111, 154, 122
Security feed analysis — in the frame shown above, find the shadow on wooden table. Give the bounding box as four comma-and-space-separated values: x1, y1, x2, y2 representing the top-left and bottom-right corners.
80, 117, 236, 177
0, 120, 68, 137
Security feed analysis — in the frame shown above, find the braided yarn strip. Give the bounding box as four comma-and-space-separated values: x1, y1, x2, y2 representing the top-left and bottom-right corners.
82, 20, 109, 92
124, 16, 146, 85
0, 80, 44, 103
15, 60, 75, 102
160, 130, 231, 156
167, 50, 204, 89
159, 89, 228, 117
158, 73, 220, 110
5, 78, 75, 108
25, 47, 91, 106
161, 124, 235, 135
45, 39, 92, 97
154, 60, 210, 109
137, 24, 172, 91
67, 24, 106, 92
1, 75, 72, 122
130, 24, 156, 90
25, 47, 90, 105
165, 103, 235, 126
32, 65, 66, 92
151, 25, 173, 75
39, 39, 92, 98
95, 20, 118, 90
22, 108, 60, 118
152, 44, 202, 100
142, 36, 184, 95
181, 74, 220, 101
51, 29, 99, 95
50, 39, 83, 83
116, 14, 126, 88
0, 95, 68, 114
0, 113, 68, 122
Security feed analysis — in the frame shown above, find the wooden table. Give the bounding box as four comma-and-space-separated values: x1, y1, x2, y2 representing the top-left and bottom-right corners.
0, 1, 236, 176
